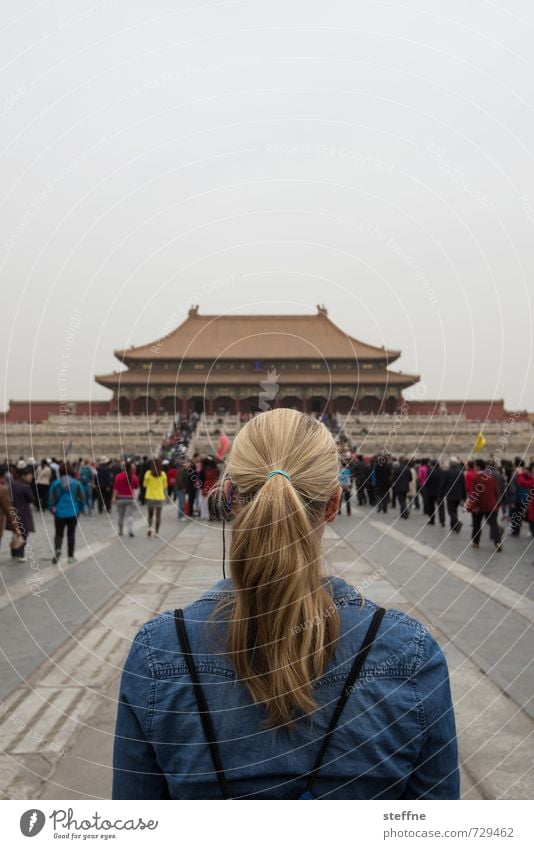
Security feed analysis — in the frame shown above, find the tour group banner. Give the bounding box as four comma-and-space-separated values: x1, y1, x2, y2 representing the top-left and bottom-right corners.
3, 800, 530, 847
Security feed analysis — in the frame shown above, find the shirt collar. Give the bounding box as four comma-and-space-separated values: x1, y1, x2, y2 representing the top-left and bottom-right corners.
198, 575, 359, 604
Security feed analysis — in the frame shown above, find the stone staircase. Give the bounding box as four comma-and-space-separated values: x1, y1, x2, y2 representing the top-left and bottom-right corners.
336, 413, 534, 459
4, 408, 532, 463
2, 413, 173, 460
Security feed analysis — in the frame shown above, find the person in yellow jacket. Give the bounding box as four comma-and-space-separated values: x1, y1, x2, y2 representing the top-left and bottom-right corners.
143, 458, 167, 537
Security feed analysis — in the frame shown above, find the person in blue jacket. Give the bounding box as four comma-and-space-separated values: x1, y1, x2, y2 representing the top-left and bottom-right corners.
113, 409, 459, 800
338, 458, 352, 516
49, 462, 84, 564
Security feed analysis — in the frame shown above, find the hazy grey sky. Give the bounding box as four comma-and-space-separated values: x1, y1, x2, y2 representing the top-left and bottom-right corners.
2, 0, 534, 410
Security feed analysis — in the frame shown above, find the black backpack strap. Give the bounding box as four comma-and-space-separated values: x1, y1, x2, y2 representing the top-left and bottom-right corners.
303, 605, 386, 796
174, 609, 230, 800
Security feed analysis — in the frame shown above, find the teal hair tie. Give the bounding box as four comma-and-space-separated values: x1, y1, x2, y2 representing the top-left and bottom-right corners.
266, 469, 291, 481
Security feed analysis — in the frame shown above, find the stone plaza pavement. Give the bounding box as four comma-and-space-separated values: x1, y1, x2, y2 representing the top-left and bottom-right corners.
0, 502, 533, 800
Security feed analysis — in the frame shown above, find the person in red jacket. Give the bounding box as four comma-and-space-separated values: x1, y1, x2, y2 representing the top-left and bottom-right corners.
199, 458, 219, 521
166, 462, 177, 498
520, 465, 534, 539
464, 460, 477, 496
466, 459, 503, 551
112, 461, 139, 537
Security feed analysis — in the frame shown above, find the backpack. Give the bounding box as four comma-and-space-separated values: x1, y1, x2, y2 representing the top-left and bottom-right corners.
50, 478, 84, 516
174, 605, 385, 799
80, 465, 92, 486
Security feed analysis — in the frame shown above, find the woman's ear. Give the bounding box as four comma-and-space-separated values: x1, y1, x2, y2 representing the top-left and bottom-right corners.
325, 486, 342, 523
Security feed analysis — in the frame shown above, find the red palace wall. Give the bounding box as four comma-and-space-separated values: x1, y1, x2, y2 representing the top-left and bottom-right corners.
410, 399, 528, 422
1, 400, 112, 423
1, 397, 528, 424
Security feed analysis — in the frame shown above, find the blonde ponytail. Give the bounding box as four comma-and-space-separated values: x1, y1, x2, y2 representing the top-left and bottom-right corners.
223, 408, 341, 726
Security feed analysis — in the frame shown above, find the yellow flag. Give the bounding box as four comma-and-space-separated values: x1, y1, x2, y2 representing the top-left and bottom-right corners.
474, 431, 486, 452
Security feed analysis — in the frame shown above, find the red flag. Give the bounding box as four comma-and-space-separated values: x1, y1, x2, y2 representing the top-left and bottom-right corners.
215, 431, 230, 461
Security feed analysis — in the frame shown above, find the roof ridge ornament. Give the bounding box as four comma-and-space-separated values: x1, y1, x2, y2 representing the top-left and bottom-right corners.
316, 304, 328, 316
188, 305, 200, 317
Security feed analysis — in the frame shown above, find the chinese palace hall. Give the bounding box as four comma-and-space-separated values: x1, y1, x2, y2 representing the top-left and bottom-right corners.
94, 305, 420, 417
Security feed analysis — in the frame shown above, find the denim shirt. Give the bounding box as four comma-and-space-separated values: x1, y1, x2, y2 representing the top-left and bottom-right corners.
112, 576, 459, 800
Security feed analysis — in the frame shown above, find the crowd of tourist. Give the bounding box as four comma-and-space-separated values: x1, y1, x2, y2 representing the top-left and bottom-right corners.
337, 450, 534, 553
0, 451, 223, 564
2, 424, 533, 565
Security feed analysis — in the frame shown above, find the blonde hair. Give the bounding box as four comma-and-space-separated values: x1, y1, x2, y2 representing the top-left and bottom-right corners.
222, 407, 341, 727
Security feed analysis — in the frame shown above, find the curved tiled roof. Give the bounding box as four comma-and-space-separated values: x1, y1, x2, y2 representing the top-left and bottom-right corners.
114, 307, 400, 363
95, 368, 419, 389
